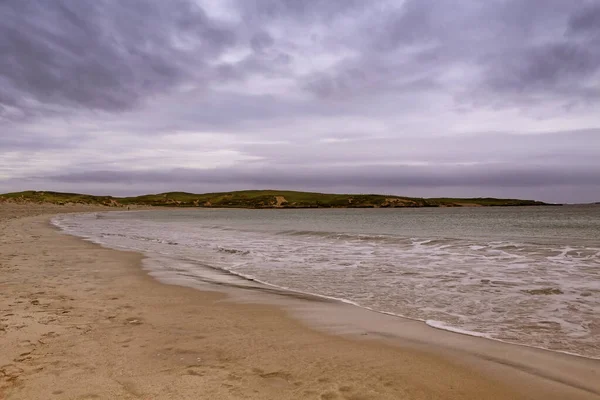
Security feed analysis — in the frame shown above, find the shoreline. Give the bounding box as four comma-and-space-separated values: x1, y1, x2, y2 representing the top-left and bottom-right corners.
1, 204, 599, 399
144, 247, 600, 362
141, 244, 598, 362
55, 208, 599, 361
139, 246, 600, 397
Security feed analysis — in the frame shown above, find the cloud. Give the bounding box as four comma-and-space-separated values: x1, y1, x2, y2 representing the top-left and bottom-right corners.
299, 0, 600, 111
568, 3, 600, 36
3, 128, 593, 203
45, 163, 600, 189
0, 0, 236, 119
483, 40, 600, 104
234, 0, 365, 22
0, 0, 599, 203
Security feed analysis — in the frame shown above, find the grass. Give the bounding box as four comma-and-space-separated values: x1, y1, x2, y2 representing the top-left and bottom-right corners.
0, 190, 553, 208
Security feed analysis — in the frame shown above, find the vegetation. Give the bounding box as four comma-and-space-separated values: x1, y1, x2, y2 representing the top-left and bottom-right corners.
0, 190, 554, 208
0, 191, 118, 206
425, 197, 551, 207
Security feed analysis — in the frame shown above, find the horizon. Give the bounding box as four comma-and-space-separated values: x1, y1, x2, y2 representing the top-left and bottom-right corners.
1, 1, 599, 204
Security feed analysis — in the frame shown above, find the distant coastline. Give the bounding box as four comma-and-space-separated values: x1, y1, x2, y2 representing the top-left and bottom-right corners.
0, 190, 558, 208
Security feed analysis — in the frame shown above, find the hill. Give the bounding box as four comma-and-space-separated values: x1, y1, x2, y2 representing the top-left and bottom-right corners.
0, 190, 553, 208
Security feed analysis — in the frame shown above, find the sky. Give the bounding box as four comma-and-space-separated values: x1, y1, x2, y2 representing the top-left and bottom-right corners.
1, 0, 599, 203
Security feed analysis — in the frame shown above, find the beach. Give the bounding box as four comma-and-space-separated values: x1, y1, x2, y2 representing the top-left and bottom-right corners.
1, 205, 599, 399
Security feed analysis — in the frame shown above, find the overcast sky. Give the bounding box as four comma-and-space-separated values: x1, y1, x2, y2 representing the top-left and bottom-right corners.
1, 0, 599, 203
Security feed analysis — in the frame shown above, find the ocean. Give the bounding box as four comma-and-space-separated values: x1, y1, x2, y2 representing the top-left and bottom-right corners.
52, 205, 600, 359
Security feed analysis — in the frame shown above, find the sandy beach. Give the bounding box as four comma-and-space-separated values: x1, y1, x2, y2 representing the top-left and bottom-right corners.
1, 205, 599, 399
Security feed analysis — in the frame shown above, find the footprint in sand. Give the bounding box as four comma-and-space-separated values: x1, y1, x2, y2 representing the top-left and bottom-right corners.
185, 364, 206, 377
339, 385, 353, 393
0, 364, 24, 383
14, 350, 34, 362
41, 331, 59, 339
258, 370, 294, 388
17, 339, 35, 348
39, 316, 58, 325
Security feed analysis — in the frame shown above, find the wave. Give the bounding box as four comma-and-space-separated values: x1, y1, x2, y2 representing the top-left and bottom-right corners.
50, 211, 600, 360
426, 320, 491, 338
152, 254, 600, 361
425, 320, 600, 360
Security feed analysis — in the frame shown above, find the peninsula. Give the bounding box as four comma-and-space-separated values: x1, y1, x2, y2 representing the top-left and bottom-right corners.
0, 190, 553, 208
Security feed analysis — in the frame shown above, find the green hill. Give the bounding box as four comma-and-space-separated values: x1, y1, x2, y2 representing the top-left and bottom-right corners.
0, 190, 553, 208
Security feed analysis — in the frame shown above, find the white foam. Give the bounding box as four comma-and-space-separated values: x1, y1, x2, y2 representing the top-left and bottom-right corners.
51, 209, 600, 359
425, 320, 491, 338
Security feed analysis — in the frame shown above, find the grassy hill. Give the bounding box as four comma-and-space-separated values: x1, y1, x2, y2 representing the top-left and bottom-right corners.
0, 190, 553, 208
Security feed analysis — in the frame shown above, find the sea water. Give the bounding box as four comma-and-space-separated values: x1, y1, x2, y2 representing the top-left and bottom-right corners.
52, 205, 600, 358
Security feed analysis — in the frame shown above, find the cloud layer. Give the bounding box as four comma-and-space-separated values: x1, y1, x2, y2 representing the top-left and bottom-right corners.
1, 0, 599, 203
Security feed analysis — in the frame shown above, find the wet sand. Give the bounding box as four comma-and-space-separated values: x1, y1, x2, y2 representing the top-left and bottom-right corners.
1, 204, 598, 399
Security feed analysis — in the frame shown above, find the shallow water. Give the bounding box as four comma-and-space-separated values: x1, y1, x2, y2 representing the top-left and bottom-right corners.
53, 205, 600, 358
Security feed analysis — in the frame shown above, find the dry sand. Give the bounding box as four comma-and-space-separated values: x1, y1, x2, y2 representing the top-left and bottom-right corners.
0, 204, 598, 399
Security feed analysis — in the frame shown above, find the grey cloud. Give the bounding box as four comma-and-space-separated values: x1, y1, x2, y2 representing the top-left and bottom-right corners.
303, 61, 440, 100
568, 3, 600, 36
0, 0, 235, 119
82, 89, 364, 136
3, 0, 597, 119
35, 128, 600, 191
301, 0, 600, 109
484, 41, 600, 98
235, 0, 365, 22
250, 31, 275, 52
375, 0, 441, 50
467, 2, 600, 104
1, 0, 600, 203
45, 164, 600, 190
0, 134, 71, 151
238, 130, 600, 167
